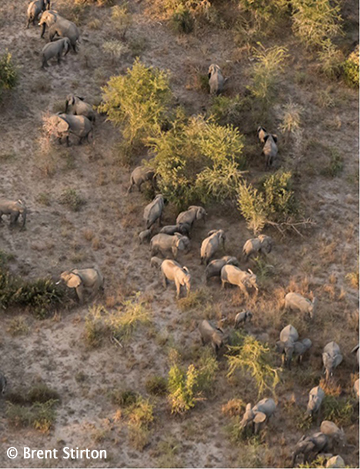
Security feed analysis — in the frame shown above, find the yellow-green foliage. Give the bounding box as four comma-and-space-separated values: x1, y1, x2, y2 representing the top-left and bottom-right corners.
322, 396, 354, 426
111, 3, 132, 38
291, 0, 343, 49
226, 333, 280, 396
125, 396, 154, 450
238, 171, 298, 234
0, 52, 17, 98
196, 348, 219, 395
342, 45, 359, 88
168, 362, 200, 414
99, 59, 172, 147
248, 43, 288, 103
238, 0, 288, 30
317, 39, 344, 79
280, 100, 303, 134
149, 114, 245, 207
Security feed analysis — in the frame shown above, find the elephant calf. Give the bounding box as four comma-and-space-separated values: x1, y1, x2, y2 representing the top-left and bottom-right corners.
27, 0, 50, 28
199, 319, 225, 355
306, 386, 325, 418
242, 234, 273, 261
127, 166, 155, 194
205, 256, 239, 282
285, 292, 317, 320
160, 223, 191, 238
150, 233, 189, 259
65, 95, 96, 123
276, 324, 299, 368
322, 342, 343, 381
234, 310, 253, 327
320, 421, 345, 450
221, 265, 258, 297
161, 260, 190, 299
58, 268, 104, 303
176, 205, 207, 228
208, 64, 225, 95
240, 398, 276, 434
0, 199, 27, 228
144, 194, 164, 229
138, 229, 152, 244
41, 37, 71, 68
200, 230, 226, 265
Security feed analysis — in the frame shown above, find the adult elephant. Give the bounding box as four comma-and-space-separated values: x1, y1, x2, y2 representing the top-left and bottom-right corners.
26, 0, 50, 28
41, 37, 71, 68
48, 114, 92, 146
57, 268, 104, 303
65, 95, 96, 122
39, 11, 80, 52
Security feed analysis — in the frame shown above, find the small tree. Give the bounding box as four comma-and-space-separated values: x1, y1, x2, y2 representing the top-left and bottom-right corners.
99, 59, 172, 148
0, 52, 17, 98
167, 363, 200, 415
342, 45, 359, 88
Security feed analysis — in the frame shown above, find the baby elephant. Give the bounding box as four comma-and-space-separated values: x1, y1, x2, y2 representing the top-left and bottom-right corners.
151, 233, 189, 259
161, 259, 190, 299
208, 64, 225, 95
199, 319, 225, 355
0, 199, 27, 228
150, 256, 163, 269
322, 342, 343, 381
306, 386, 325, 418
138, 229, 152, 244
160, 223, 191, 238
65, 95, 96, 123
234, 310, 253, 327
320, 421, 345, 450
276, 324, 299, 369
285, 292, 317, 320
200, 230, 226, 265
176, 206, 207, 228
127, 166, 155, 194
205, 256, 239, 282
26, 0, 50, 28
58, 268, 104, 303
240, 398, 276, 434
221, 265, 258, 297
41, 37, 71, 68
242, 234, 273, 261
49, 114, 92, 146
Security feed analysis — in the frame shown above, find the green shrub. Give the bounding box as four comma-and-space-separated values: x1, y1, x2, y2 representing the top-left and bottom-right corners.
145, 376, 168, 396
238, 171, 298, 234
322, 148, 343, 177
342, 45, 359, 88
99, 59, 172, 148
0, 52, 17, 98
248, 43, 288, 104
171, 5, 194, 33
291, 0, 343, 49
177, 288, 210, 311
168, 362, 200, 415
279, 100, 303, 134
102, 40, 130, 62
317, 39, 344, 79
322, 396, 354, 426
196, 348, 218, 395
111, 3, 132, 39
226, 332, 280, 396
125, 396, 154, 450
111, 389, 138, 407
208, 95, 247, 127
59, 188, 85, 212
238, 0, 288, 31
150, 115, 245, 207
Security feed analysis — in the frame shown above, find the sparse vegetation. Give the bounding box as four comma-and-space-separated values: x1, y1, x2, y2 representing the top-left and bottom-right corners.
59, 188, 85, 212
0, 52, 17, 98
111, 3, 132, 39
322, 395, 354, 426
145, 376, 168, 396
342, 45, 359, 88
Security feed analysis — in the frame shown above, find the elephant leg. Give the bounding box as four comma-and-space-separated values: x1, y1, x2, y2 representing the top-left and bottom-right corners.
162, 274, 168, 289
175, 280, 180, 299
201, 337, 205, 346
65, 136, 70, 147
221, 279, 225, 289
57, 53, 61, 64
75, 285, 85, 303
79, 137, 83, 145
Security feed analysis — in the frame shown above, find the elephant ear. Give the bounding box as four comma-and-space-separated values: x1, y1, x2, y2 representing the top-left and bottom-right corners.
55, 116, 70, 133
253, 412, 266, 424
66, 273, 82, 288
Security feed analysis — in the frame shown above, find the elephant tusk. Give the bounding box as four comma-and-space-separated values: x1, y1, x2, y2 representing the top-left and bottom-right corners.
55, 281, 61, 285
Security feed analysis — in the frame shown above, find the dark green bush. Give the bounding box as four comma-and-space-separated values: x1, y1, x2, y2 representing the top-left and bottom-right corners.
342, 46, 359, 88
111, 389, 138, 407
145, 376, 168, 396
172, 6, 194, 33
0, 52, 17, 98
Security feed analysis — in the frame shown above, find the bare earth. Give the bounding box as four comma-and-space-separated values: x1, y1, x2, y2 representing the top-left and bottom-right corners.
0, 0, 358, 467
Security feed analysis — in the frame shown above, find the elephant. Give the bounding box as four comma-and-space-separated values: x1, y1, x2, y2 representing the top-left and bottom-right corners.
41, 37, 71, 68
200, 229, 226, 265
220, 265, 258, 297
27, 0, 50, 28
320, 421, 345, 450
326, 456, 345, 468
240, 403, 255, 431
234, 310, 253, 327
199, 319, 225, 355
285, 292, 317, 320
176, 206, 207, 228
257, 126, 268, 144
144, 194, 164, 229
293, 338, 312, 363
322, 342, 343, 381
205, 256, 240, 282
138, 229, 152, 244
208, 64, 224, 95
275, 324, 299, 369
242, 234, 273, 260
150, 256, 163, 269
57, 268, 104, 303
48, 113, 92, 146
263, 133, 278, 169
0, 199, 27, 228
240, 398, 276, 434
351, 344, 359, 364
127, 166, 155, 194
161, 259, 191, 299
306, 386, 325, 418
160, 223, 191, 238
0, 372, 7, 395
354, 378, 359, 399
150, 233, 189, 259
292, 432, 329, 466
65, 95, 96, 123
39, 11, 80, 52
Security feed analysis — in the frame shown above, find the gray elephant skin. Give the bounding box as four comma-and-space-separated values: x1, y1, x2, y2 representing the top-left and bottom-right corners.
257, 126, 268, 144
127, 166, 155, 194
161, 259, 190, 299
234, 310, 253, 327
176, 206, 206, 228
205, 256, 239, 282
41, 37, 71, 68
58, 268, 104, 303
39, 11, 80, 52
243, 234, 273, 260
208, 64, 224, 95
220, 265, 258, 297
322, 342, 343, 381
150, 233, 189, 259
144, 194, 164, 229
138, 229, 152, 244
285, 292, 317, 319
240, 398, 276, 434
326, 456, 345, 468
48, 113, 92, 146
0, 199, 27, 228
201, 229, 226, 265
292, 432, 329, 466
160, 223, 191, 238
306, 386, 325, 417
276, 324, 298, 368
199, 319, 225, 355
263, 133, 278, 169
65, 95, 96, 122
27, 0, 50, 28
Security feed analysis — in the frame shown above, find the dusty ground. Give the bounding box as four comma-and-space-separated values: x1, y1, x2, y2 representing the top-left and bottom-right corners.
0, 0, 358, 467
